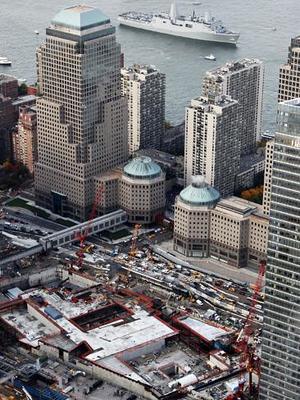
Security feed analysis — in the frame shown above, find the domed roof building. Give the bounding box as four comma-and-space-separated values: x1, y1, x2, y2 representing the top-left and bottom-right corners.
179, 176, 220, 207
123, 157, 162, 179
120, 157, 165, 224
173, 176, 220, 257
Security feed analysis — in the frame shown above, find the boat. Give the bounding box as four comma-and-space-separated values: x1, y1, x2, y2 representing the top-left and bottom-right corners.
118, 2, 240, 45
205, 54, 216, 60
0, 57, 12, 66
34, 30, 39, 35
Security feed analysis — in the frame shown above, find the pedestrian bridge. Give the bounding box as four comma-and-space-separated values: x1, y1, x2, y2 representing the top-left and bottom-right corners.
0, 210, 127, 266
39, 210, 127, 251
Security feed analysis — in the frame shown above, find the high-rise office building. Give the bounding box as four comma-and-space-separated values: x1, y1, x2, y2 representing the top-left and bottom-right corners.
259, 99, 300, 400
203, 58, 264, 155
13, 106, 37, 174
35, 5, 128, 220
184, 95, 240, 198
278, 36, 300, 102
121, 64, 165, 154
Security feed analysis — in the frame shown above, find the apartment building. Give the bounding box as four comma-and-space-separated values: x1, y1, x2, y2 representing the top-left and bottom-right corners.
203, 58, 264, 155
278, 36, 300, 102
184, 95, 240, 198
13, 106, 37, 173
121, 64, 165, 154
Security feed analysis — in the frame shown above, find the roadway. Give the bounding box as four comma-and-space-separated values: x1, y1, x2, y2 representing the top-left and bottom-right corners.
4, 208, 65, 231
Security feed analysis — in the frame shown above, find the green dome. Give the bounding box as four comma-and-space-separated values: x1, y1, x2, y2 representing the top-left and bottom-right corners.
52, 5, 110, 31
124, 157, 162, 179
180, 176, 220, 207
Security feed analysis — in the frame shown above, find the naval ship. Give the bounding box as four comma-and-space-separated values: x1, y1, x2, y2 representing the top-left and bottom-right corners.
118, 3, 240, 45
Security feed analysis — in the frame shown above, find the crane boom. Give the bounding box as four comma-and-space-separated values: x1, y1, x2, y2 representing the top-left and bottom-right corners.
74, 184, 104, 268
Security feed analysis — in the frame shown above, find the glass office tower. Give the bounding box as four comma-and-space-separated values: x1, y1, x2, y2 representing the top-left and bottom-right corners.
260, 99, 300, 399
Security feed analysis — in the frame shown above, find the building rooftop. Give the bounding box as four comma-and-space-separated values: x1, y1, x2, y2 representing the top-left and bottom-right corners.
122, 64, 160, 79
215, 196, 265, 218
176, 316, 232, 342
180, 176, 220, 207
190, 95, 236, 110
0, 74, 18, 83
123, 156, 162, 179
51, 5, 110, 31
205, 58, 262, 79
135, 149, 177, 168
11, 95, 36, 107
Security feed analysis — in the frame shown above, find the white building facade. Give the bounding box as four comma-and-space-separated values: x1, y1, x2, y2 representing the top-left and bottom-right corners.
184, 95, 240, 198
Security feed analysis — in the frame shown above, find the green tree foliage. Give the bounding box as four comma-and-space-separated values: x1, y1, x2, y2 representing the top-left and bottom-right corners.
18, 83, 28, 96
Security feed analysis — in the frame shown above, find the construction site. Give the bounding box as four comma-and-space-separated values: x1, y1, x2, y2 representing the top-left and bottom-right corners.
0, 184, 266, 400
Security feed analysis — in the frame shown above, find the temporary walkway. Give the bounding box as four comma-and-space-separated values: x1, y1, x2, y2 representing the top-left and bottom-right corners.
0, 210, 127, 266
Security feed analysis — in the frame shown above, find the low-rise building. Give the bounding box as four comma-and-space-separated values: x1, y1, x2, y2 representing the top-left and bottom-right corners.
174, 176, 268, 268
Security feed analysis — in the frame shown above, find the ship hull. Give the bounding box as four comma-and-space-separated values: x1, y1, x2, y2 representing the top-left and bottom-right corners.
118, 18, 239, 45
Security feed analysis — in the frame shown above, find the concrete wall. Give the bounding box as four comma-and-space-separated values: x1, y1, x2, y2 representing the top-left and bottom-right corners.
62, 270, 96, 288
121, 339, 165, 362
0, 267, 58, 291
39, 342, 60, 360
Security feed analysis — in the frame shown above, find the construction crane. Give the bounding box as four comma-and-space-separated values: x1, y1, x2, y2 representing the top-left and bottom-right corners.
128, 224, 141, 258
74, 185, 104, 269
227, 260, 266, 400
22, 387, 33, 400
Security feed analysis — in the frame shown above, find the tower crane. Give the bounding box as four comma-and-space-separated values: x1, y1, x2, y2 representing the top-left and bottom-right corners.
128, 224, 141, 258
227, 260, 266, 400
74, 184, 104, 269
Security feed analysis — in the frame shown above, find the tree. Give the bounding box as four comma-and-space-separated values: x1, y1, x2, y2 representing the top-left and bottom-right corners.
18, 83, 28, 96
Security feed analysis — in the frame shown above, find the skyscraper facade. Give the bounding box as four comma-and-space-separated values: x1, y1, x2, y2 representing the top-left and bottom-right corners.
35, 5, 128, 220
262, 139, 274, 216
278, 36, 300, 102
202, 58, 264, 155
259, 99, 300, 400
184, 95, 240, 198
121, 64, 165, 154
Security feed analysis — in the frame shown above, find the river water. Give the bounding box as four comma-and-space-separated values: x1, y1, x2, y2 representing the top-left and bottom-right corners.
1, 0, 299, 129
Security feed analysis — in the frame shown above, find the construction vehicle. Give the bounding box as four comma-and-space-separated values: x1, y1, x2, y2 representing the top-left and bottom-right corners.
110, 246, 119, 257
227, 260, 266, 400
128, 224, 141, 258
74, 185, 103, 269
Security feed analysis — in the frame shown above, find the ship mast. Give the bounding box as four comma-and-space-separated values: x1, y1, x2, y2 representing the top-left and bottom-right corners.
169, 2, 178, 23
